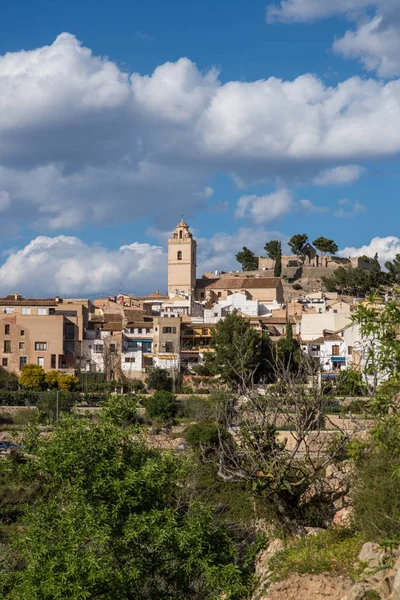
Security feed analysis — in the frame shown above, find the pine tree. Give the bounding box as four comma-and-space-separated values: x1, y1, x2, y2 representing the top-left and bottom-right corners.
274, 242, 282, 277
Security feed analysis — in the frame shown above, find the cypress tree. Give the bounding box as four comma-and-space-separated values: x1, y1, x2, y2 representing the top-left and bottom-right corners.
274, 242, 282, 277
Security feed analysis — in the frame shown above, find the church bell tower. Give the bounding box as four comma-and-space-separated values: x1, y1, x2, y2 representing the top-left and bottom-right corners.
167, 219, 197, 297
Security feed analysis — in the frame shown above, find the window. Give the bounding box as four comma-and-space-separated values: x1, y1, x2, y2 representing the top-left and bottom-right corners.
127, 341, 139, 351
110, 344, 117, 354
142, 341, 152, 353
348, 346, 353, 355
18, 342, 25, 350
217, 292, 222, 298
35, 342, 47, 351
202, 329, 209, 335
21, 307, 31, 315
165, 341, 173, 353
125, 357, 135, 363
179, 230, 183, 239
162, 327, 176, 334
311, 345, 320, 352
200, 292, 204, 298
332, 345, 340, 356
177, 251, 182, 260
64, 323, 75, 339
20, 330, 25, 336
37, 357, 44, 367
2, 358, 7, 367
94, 344, 103, 353
51, 354, 56, 369
333, 309, 338, 314
5, 324, 10, 335
38, 308, 47, 315
19, 356, 27, 370
3, 340, 11, 353
3, 308, 14, 314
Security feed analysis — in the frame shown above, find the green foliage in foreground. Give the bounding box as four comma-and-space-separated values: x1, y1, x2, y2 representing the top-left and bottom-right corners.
268, 528, 365, 583
1, 415, 249, 600
351, 415, 400, 544
144, 390, 179, 422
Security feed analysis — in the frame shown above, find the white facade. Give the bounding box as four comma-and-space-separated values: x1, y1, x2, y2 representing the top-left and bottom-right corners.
202, 293, 282, 323
300, 312, 351, 341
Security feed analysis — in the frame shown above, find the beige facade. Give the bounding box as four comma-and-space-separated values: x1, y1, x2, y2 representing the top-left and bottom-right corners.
153, 316, 181, 356
0, 295, 93, 373
258, 254, 373, 271
203, 277, 284, 304
0, 314, 65, 373
167, 220, 197, 297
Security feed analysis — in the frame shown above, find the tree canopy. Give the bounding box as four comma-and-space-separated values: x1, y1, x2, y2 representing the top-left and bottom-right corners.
5, 415, 247, 599
235, 247, 258, 271
18, 364, 45, 389
264, 240, 281, 261
288, 233, 308, 256
385, 253, 400, 284
205, 314, 272, 391
312, 236, 338, 256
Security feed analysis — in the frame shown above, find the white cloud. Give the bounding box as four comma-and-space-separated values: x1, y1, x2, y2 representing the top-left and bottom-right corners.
267, 0, 400, 77
333, 13, 400, 78
0, 236, 167, 297
235, 189, 294, 224
339, 235, 400, 263
2, 33, 400, 233
298, 199, 328, 213
266, 0, 377, 23
313, 165, 365, 185
334, 200, 366, 217
197, 228, 288, 274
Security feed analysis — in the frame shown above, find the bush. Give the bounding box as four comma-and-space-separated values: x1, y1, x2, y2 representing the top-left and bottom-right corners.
352, 427, 400, 543
177, 396, 216, 422
268, 528, 365, 582
44, 370, 60, 389
37, 391, 78, 422
144, 391, 178, 421
146, 367, 173, 392
101, 395, 138, 426
58, 374, 78, 391
18, 364, 45, 390
0, 370, 18, 391
0, 389, 41, 406
184, 422, 220, 451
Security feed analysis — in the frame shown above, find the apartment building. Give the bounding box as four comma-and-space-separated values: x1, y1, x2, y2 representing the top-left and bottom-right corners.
0, 295, 93, 373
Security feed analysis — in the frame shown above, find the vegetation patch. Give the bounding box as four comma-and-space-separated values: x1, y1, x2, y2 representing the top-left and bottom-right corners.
268, 528, 365, 582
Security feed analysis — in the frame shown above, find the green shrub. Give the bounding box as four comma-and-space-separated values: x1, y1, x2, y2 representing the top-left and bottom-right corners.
184, 422, 220, 450
37, 391, 78, 422
12, 408, 37, 425
0, 370, 18, 391
101, 395, 138, 426
177, 396, 216, 422
269, 528, 365, 582
144, 391, 178, 421
352, 441, 400, 543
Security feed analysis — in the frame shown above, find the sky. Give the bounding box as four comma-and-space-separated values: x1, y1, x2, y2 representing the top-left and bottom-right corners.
0, 0, 400, 296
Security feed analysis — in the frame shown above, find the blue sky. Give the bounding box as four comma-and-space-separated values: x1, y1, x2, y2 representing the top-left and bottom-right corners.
0, 0, 399, 296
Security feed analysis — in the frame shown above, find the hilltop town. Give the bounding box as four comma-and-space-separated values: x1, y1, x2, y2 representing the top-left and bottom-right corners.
0, 219, 392, 384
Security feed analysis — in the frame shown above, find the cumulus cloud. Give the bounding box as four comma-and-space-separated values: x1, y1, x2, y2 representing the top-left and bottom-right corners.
339, 235, 400, 263
235, 189, 294, 224
267, 0, 400, 77
313, 165, 365, 186
0, 236, 167, 297
298, 199, 328, 214
197, 228, 288, 274
334, 199, 366, 217
1, 32, 400, 233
